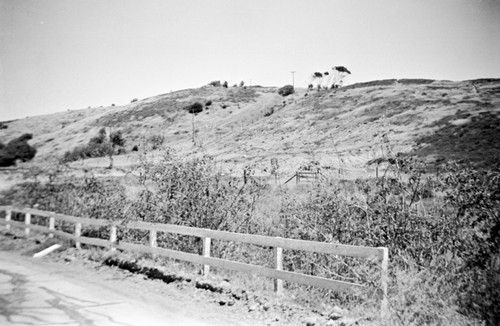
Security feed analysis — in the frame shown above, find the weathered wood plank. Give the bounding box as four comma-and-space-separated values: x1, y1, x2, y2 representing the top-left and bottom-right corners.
6, 222, 75, 240
25, 213, 31, 236
20, 223, 50, 234
1, 219, 25, 228
6, 207, 109, 226
76, 236, 110, 248
126, 221, 382, 259
202, 237, 211, 276
116, 242, 365, 293
274, 245, 283, 294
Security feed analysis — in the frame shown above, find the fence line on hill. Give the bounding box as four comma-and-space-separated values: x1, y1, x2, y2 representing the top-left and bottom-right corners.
0, 205, 389, 319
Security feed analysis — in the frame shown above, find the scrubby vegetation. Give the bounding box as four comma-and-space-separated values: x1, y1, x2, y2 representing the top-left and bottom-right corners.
414, 111, 500, 169
148, 134, 164, 150
2, 149, 499, 325
0, 133, 37, 167
278, 85, 295, 97
61, 128, 125, 163
183, 102, 204, 114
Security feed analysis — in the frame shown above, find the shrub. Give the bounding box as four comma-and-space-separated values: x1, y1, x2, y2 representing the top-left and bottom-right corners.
205, 100, 212, 107
7, 139, 37, 162
278, 85, 294, 96
0, 148, 15, 167
132, 145, 139, 152
110, 130, 125, 148
263, 107, 274, 117
149, 135, 164, 150
183, 102, 203, 114
89, 128, 107, 145
209, 81, 221, 87
131, 98, 138, 103
127, 154, 265, 254
16, 133, 33, 142
0, 133, 37, 166
222, 81, 228, 88
61, 128, 126, 163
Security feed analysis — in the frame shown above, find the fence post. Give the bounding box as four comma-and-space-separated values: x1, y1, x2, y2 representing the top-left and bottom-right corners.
380, 247, 389, 321
110, 225, 117, 251
25, 213, 31, 237
48, 215, 55, 238
149, 229, 157, 258
5, 210, 11, 231
274, 241, 283, 294
202, 237, 211, 276
74, 222, 82, 249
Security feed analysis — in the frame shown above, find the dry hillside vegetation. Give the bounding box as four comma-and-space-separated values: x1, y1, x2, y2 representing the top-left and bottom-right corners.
1, 79, 500, 325
1, 79, 498, 176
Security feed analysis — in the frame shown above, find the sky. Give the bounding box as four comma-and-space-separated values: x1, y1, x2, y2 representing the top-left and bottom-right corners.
1, 0, 499, 121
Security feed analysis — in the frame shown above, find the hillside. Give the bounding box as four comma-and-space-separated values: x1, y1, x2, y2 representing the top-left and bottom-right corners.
1, 78, 499, 178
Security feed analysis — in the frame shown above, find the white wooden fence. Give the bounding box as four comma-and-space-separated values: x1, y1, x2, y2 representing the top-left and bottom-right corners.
0, 205, 389, 318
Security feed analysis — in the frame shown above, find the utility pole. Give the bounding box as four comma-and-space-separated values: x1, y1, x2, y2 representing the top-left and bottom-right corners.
290, 71, 296, 87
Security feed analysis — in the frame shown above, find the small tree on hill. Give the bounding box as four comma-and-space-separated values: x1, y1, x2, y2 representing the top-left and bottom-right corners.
184, 102, 203, 143
110, 130, 125, 148
107, 130, 126, 169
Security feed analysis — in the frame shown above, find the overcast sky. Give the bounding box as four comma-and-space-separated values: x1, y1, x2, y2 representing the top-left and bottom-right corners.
1, 0, 499, 121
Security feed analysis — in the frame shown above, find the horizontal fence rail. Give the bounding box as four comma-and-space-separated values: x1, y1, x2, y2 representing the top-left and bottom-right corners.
0, 205, 389, 317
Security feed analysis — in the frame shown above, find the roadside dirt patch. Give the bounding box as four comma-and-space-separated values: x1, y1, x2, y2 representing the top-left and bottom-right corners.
0, 230, 372, 326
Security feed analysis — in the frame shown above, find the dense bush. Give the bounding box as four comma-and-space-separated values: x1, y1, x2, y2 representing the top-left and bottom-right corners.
278, 85, 295, 96
110, 130, 125, 148
183, 102, 203, 114
0, 148, 15, 167
0, 133, 37, 167
275, 159, 499, 325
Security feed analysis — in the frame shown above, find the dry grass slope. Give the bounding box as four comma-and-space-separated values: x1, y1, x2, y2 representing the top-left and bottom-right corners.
1, 79, 499, 175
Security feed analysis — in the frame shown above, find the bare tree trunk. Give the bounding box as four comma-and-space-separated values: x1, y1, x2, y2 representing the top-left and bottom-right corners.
192, 113, 195, 143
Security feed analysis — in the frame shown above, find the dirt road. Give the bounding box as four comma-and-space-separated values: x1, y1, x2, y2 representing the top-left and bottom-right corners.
0, 251, 257, 326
